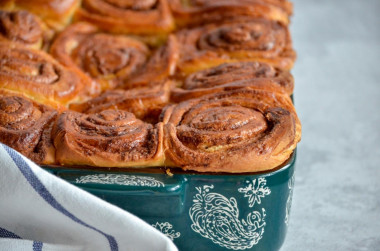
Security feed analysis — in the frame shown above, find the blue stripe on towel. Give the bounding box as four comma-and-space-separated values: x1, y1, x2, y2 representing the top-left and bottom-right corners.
3, 145, 118, 251
33, 241, 43, 251
1, 227, 44, 250
0, 227, 21, 239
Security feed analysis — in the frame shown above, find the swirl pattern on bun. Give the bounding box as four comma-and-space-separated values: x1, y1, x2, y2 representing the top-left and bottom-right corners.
0, 10, 53, 50
0, 91, 57, 164
162, 88, 301, 172
52, 109, 164, 167
0, 42, 94, 108
51, 23, 178, 90
171, 62, 293, 102
176, 19, 295, 74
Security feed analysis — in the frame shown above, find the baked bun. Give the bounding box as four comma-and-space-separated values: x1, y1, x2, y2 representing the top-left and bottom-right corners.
171, 61, 293, 102
0, 0, 80, 30
51, 23, 179, 90
162, 88, 301, 173
74, 0, 174, 40
0, 10, 53, 50
176, 19, 295, 74
169, 0, 292, 27
0, 42, 96, 108
0, 90, 57, 164
53, 109, 165, 167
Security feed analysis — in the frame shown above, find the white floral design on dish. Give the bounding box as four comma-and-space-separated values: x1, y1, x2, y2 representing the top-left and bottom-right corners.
189, 185, 266, 250
238, 178, 271, 207
152, 222, 181, 240
75, 174, 164, 187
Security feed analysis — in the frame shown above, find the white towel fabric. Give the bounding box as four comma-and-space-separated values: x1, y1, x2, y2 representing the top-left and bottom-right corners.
0, 144, 178, 251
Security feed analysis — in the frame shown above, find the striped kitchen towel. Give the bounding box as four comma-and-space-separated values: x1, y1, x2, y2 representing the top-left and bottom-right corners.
0, 144, 178, 251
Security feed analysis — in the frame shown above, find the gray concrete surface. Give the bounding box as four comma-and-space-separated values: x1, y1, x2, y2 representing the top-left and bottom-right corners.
282, 0, 380, 250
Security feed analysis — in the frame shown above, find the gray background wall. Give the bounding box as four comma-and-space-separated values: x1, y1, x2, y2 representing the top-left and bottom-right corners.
282, 0, 380, 250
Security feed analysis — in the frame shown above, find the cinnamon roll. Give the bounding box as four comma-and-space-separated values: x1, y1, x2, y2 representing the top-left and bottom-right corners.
0, 90, 57, 164
176, 19, 296, 74
0, 42, 94, 108
52, 110, 164, 167
121, 35, 179, 88
171, 62, 293, 102
0, 0, 80, 31
0, 10, 53, 50
169, 0, 293, 27
70, 80, 171, 123
74, 0, 174, 38
50, 23, 178, 90
162, 88, 301, 173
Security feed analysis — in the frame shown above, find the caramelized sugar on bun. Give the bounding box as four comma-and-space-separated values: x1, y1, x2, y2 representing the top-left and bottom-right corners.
176, 19, 295, 74
0, 91, 57, 164
162, 88, 301, 173
171, 62, 294, 102
51, 23, 179, 90
53, 109, 164, 167
0, 43, 95, 108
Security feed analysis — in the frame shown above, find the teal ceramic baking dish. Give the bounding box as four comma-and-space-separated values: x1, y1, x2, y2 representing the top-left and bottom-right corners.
44, 152, 296, 251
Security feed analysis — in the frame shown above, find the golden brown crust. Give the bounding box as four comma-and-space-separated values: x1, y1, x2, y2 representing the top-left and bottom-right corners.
176, 19, 296, 74
70, 80, 172, 123
52, 109, 165, 167
0, 90, 57, 164
169, 0, 292, 27
162, 88, 301, 173
51, 23, 179, 91
1, 0, 80, 31
0, 10, 53, 50
171, 61, 294, 102
0, 42, 95, 108
74, 0, 174, 37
